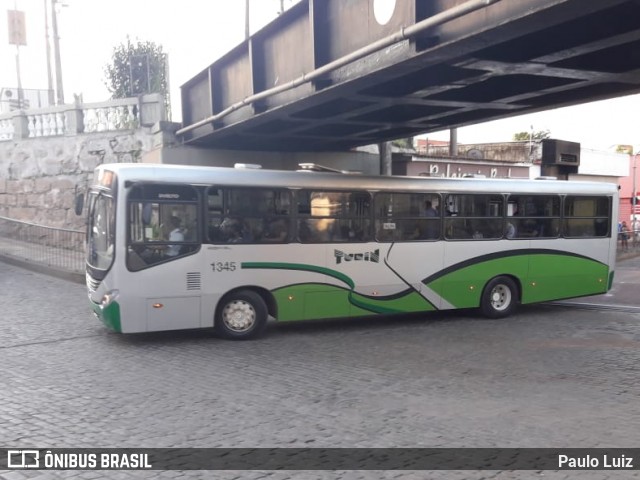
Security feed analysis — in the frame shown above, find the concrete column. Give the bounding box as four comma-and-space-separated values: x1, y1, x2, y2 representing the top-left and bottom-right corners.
64, 105, 84, 135
12, 111, 30, 139
449, 128, 458, 157
140, 94, 167, 127
379, 141, 392, 175
151, 121, 180, 149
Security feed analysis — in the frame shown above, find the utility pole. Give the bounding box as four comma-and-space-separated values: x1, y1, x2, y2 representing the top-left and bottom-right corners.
44, 0, 54, 105
51, 0, 64, 104
7, 5, 26, 108
245, 0, 250, 40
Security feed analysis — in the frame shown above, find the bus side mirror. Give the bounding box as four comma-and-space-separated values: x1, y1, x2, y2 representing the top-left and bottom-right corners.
74, 193, 84, 216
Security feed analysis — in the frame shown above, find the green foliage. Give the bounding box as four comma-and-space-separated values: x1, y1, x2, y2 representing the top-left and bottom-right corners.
513, 129, 551, 141
392, 137, 414, 149
103, 37, 170, 115
616, 144, 633, 154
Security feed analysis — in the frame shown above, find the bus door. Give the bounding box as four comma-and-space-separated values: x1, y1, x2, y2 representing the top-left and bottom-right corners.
126, 183, 202, 331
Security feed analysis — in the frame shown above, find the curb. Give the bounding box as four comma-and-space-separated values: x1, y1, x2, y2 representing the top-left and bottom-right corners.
0, 253, 84, 284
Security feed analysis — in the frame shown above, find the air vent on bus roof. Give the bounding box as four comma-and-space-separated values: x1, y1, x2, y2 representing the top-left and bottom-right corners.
234, 163, 262, 169
297, 163, 362, 174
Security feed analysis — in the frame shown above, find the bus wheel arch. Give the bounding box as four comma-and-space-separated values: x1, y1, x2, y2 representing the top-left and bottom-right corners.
480, 275, 520, 319
214, 287, 272, 340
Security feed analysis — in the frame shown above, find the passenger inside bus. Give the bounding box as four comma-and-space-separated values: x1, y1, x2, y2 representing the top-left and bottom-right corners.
220, 218, 253, 243
165, 216, 185, 256
262, 218, 289, 242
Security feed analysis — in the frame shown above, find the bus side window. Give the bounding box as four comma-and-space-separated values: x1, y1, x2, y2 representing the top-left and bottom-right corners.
298, 190, 371, 243
126, 183, 199, 270
374, 192, 441, 242
208, 187, 291, 244
507, 195, 561, 239
563, 196, 610, 238
444, 194, 502, 240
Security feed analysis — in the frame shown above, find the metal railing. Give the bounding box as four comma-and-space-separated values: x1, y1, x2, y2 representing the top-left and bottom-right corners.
0, 216, 85, 274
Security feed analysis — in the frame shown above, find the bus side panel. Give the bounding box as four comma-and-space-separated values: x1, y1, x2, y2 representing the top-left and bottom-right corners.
118, 254, 203, 332
382, 242, 445, 310
328, 242, 438, 317
428, 241, 529, 309
430, 244, 529, 310
522, 240, 611, 304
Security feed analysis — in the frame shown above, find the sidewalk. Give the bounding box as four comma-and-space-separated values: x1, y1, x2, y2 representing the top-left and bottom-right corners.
0, 236, 84, 284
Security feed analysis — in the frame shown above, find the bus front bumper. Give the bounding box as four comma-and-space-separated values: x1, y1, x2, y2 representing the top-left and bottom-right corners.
89, 296, 122, 333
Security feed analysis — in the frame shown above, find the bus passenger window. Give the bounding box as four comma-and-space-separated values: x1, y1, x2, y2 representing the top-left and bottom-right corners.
374, 192, 441, 242
507, 195, 560, 239
207, 187, 291, 244
298, 190, 371, 243
563, 196, 610, 238
444, 194, 502, 240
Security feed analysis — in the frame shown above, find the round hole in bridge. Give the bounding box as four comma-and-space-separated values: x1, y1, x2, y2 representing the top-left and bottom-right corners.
373, 0, 396, 25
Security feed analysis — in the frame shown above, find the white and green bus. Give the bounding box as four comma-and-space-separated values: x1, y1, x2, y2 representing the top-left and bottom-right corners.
85, 163, 618, 339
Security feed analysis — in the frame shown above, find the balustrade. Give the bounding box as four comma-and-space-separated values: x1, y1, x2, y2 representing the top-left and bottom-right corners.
0, 93, 164, 141
0, 117, 14, 141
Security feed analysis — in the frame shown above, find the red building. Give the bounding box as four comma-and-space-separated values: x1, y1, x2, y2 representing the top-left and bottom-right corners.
618, 154, 640, 223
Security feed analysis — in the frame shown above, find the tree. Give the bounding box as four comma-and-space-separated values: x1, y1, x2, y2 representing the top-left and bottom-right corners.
392, 137, 414, 149
104, 37, 170, 116
616, 144, 633, 154
513, 129, 551, 141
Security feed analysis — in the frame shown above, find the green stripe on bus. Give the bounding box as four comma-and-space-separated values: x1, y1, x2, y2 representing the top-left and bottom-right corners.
349, 290, 435, 314
272, 283, 434, 321
242, 262, 355, 288
273, 283, 368, 321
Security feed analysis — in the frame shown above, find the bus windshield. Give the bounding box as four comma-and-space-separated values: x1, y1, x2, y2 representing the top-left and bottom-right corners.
87, 191, 115, 271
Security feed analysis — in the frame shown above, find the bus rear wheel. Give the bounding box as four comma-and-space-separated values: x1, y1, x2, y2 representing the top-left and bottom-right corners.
215, 290, 268, 340
480, 276, 518, 318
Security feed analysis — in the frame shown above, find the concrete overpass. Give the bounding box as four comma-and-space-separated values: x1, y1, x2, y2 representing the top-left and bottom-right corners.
178, 0, 640, 152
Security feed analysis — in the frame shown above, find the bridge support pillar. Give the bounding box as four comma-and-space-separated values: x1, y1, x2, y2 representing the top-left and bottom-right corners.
379, 142, 392, 176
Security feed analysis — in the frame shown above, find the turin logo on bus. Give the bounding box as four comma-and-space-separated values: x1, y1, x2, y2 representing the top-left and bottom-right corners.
334, 249, 380, 264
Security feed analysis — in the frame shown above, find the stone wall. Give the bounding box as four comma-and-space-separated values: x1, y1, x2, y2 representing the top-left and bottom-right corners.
0, 94, 167, 229
0, 130, 154, 229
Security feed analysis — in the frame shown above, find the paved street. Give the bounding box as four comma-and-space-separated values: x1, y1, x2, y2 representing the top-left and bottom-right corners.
1, 259, 640, 479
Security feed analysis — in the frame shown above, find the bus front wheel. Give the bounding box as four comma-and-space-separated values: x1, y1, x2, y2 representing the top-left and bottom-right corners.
480, 276, 518, 318
215, 290, 268, 340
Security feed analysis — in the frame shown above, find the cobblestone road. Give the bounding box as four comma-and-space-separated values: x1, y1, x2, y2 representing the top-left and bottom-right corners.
1, 260, 640, 479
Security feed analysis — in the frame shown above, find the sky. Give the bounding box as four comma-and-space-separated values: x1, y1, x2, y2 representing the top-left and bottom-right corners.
1, 0, 640, 152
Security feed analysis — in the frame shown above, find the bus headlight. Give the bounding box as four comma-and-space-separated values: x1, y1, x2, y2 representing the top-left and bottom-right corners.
100, 289, 120, 308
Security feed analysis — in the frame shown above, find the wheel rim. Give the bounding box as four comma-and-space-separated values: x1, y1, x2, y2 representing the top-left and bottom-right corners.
222, 300, 256, 332
490, 284, 512, 311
